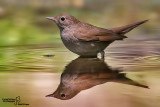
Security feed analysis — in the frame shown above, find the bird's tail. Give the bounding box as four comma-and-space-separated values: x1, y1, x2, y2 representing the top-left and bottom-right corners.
113, 73, 149, 89
111, 20, 148, 36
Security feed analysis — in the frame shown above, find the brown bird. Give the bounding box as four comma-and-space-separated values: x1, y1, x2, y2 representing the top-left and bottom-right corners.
46, 57, 148, 100
46, 14, 148, 59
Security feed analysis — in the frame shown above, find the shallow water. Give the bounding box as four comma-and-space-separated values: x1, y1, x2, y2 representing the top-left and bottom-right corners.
0, 35, 160, 107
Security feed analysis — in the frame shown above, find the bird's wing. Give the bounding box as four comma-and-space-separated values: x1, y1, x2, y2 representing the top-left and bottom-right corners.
73, 23, 124, 42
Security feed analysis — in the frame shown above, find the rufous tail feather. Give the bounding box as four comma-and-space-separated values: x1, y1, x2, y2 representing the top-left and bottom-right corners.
111, 20, 149, 35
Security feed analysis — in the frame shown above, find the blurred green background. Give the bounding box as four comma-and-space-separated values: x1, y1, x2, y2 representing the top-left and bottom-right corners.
0, 0, 159, 47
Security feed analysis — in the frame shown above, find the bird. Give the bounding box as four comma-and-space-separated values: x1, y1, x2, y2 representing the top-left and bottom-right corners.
46, 14, 148, 59
46, 57, 148, 100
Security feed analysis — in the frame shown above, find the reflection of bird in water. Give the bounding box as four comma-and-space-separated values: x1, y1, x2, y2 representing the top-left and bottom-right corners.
46, 58, 148, 100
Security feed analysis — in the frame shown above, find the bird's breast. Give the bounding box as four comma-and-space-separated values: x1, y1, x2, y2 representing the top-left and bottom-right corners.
60, 30, 110, 56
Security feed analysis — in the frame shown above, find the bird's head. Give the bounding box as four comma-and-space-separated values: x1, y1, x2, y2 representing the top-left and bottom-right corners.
45, 82, 79, 100
46, 14, 80, 30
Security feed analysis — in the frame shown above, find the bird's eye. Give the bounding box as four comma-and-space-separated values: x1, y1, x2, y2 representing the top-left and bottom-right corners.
60, 94, 66, 98
61, 17, 65, 21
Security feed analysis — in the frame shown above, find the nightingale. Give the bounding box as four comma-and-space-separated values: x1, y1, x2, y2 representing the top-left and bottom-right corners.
46, 57, 148, 100
46, 14, 148, 59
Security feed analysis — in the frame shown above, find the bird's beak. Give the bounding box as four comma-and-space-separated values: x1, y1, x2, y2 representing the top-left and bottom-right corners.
45, 94, 54, 97
46, 17, 55, 21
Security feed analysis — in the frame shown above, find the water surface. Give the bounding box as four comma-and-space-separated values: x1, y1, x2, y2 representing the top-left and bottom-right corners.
0, 35, 160, 107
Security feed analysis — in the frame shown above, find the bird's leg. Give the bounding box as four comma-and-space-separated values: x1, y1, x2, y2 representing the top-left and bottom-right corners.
100, 50, 105, 59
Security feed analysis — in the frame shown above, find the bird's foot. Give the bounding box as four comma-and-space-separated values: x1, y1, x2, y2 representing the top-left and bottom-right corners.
99, 51, 105, 60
